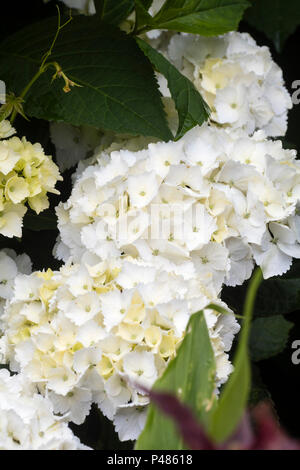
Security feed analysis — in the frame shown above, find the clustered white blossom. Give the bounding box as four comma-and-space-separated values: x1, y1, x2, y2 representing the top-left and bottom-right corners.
43, 119, 300, 440
56, 124, 300, 281
0, 120, 62, 238
158, 32, 292, 137
0, 250, 88, 449
0, 369, 89, 450
0, 250, 238, 441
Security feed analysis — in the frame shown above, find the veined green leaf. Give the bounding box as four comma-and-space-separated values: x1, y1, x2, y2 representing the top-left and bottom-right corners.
134, 0, 155, 29
223, 277, 300, 318
0, 16, 172, 141
94, 0, 135, 25
142, 0, 250, 35
136, 38, 210, 139
250, 315, 294, 362
245, 0, 300, 52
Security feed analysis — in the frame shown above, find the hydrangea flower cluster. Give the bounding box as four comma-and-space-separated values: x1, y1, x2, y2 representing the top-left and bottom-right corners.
0, 252, 238, 441
56, 124, 300, 281
0, 121, 62, 238
0, 369, 89, 450
159, 32, 292, 137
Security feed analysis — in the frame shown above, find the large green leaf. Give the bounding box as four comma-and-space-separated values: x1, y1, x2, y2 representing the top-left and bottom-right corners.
0, 16, 172, 141
245, 0, 300, 52
140, 0, 154, 7
94, 0, 135, 25
284, 258, 300, 279
254, 279, 300, 317
135, 311, 217, 450
209, 268, 262, 443
140, 0, 250, 35
134, 0, 154, 29
250, 316, 294, 362
136, 38, 210, 139
222, 278, 300, 318
249, 365, 272, 406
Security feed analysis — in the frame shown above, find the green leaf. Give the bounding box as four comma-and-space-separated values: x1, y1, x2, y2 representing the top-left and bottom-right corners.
245, 0, 300, 52
139, 0, 154, 7
136, 38, 210, 139
250, 315, 294, 362
209, 268, 262, 443
249, 365, 272, 406
209, 336, 250, 442
135, 311, 217, 450
222, 277, 300, 318
23, 209, 57, 231
0, 16, 172, 141
283, 258, 300, 279
134, 0, 155, 29
144, 0, 250, 35
94, 0, 135, 25
254, 279, 300, 317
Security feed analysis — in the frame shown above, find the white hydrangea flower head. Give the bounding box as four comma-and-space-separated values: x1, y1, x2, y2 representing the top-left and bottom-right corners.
0, 369, 89, 450
0, 254, 238, 441
161, 32, 292, 137
0, 135, 62, 238
56, 124, 300, 281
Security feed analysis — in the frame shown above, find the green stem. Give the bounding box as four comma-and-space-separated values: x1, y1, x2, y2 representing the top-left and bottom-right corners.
237, 267, 263, 354
209, 267, 263, 443
40, 6, 72, 69
10, 5, 72, 125
10, 62, 54, 125
134, 25, 150, 36
10, 70, 41, 124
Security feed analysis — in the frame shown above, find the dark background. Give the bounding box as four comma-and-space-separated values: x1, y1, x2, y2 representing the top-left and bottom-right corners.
0, 0, 299, 446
